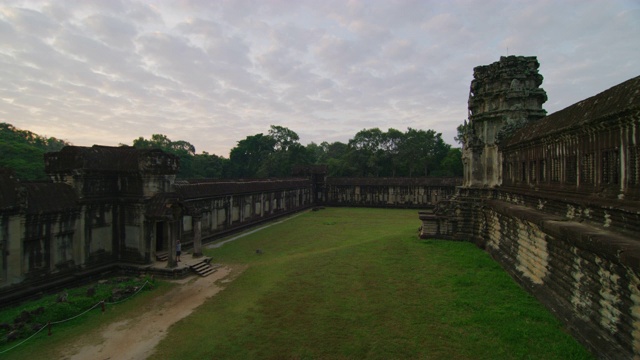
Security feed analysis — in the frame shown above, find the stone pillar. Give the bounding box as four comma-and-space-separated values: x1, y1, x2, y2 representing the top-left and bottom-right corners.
192, 214, 202, 258
7, 215, 23, 284
212, 205, 218, 231
167, 204, 182, 268
167, 220, 177, 268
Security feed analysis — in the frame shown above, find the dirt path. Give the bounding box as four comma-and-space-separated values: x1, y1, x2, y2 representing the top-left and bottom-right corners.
59, 266, 240, 360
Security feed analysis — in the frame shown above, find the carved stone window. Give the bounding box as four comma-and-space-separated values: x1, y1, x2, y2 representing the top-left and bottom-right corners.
505, 161, 513, 184
24, 237, 48, 271
529, 161, 536, 183
581, 153, 595, 185
521, 162, 527, 182
566, 156, 577, 184
602, 149, 619, 185
539, 159, 546, 182
551, 158, 561, 183
630, 146, 639, 186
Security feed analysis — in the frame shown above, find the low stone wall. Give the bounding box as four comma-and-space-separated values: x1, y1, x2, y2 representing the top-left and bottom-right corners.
482, 198, 640, 359
419, 186, 640, 358
325, 177, 460, 208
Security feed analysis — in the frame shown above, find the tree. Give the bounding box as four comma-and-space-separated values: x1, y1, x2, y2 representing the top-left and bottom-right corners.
317, 141, 353, 176
228, 133, 276, 178
380, 128, 405, 177
227, 125, 315, 178
268, 125, 300, 152
436, 148, 463, 177
0, 123, 69, 180
399, 128, 450, 177
262, 126, 310, 177
132, 134, 197, 177
305, 142, 325, 164
347, 128, 385, 176
133, 134, 195, 156
191, 152, 229, 179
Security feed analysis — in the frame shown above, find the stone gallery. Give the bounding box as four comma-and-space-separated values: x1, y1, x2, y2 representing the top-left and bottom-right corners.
420, 56, 640, 359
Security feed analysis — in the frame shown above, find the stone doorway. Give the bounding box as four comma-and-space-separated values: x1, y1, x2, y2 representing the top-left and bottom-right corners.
155, 221, 165, 252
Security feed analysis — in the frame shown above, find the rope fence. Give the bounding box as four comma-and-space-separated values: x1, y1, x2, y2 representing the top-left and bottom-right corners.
0, 280, 150, 355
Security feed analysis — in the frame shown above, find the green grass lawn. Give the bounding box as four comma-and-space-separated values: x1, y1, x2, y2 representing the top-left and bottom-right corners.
0, 278, 172, 360
150, 208, 592, 360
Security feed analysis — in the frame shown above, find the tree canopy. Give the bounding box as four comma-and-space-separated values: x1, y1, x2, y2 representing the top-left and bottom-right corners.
3, 123, 462, 180
0, 123, 69, 180
132, 134, 227, 179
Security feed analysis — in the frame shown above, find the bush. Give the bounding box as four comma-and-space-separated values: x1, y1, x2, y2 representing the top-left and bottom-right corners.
0, 276, 152, 346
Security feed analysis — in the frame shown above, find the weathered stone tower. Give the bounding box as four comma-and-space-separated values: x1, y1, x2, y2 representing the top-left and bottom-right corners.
462, 56, 547, 187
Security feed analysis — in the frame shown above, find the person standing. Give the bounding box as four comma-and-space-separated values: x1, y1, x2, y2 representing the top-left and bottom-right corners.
176, 240, 182, 262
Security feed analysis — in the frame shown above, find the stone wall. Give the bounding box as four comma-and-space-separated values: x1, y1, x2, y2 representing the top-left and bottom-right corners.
171, 179, 314, 250
484, 195, 639, 359
0, 150, 322, 304
325, 177, 460, 208
421, 57, 640, 358
1, 144, 464, 305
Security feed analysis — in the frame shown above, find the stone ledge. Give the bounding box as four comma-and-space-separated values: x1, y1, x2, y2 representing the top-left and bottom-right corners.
487, 199, 640, 276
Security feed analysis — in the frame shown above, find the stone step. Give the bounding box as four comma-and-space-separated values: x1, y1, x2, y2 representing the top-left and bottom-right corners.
192, 263, 210, 271
198, 267, 217, 277
190, 259, 217, 277
156, 252, 168, 261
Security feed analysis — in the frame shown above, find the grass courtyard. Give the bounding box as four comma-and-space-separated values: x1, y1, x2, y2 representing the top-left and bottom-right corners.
0, 207, 591, 359
151, 207, 590, 359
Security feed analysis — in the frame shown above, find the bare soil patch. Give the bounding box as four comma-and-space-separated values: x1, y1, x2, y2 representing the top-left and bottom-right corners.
57, 265, 242, 360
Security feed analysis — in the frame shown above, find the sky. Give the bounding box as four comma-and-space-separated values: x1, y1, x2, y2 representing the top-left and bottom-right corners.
1, 0, 639, 157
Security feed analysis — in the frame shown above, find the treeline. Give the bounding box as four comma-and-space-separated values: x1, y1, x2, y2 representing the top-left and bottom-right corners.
132, 125, 462, 179
0, 123, 69, 180
1, 123, 462, 181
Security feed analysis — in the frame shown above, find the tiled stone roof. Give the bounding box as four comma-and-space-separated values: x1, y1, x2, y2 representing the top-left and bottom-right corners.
326, 177, 462, 186
174, 178, 311, 199
505, 75, 640, 147
44, 145, 179, 174
22, 182, 78, 214
0, 169, 78, 213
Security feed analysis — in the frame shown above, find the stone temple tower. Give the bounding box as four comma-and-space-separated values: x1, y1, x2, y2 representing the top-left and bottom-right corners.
461, 56, 547, 187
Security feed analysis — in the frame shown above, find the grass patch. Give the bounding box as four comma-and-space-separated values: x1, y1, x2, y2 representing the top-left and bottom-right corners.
151, 208, 592, 359
0, 276, 167, 359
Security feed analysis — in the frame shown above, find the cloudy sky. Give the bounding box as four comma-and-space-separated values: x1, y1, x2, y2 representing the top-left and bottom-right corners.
1, 0, 638, 156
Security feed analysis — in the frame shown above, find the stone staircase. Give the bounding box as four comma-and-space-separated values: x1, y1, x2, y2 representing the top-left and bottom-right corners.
156, 251, 168, 261
191, 259, 217, 277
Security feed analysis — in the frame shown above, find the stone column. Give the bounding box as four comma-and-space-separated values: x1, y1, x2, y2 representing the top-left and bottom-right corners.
192, 214, 203, 258
167, 204, 182, 268
167, 220, 178, 268
7, 215, 23, 284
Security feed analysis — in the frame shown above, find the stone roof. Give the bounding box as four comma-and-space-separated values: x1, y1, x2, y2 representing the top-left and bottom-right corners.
504, 75, 640, 147
144, 179, 312, 218
44, 145, 179, 174
0, 169, 78, 213
174, 178, 311, 200
145, 192, 181, 219
327, 177, 462, 186
23, 182, 78, 214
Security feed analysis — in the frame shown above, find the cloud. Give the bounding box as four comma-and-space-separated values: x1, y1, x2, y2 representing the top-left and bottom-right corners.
0, 0, 638, 157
